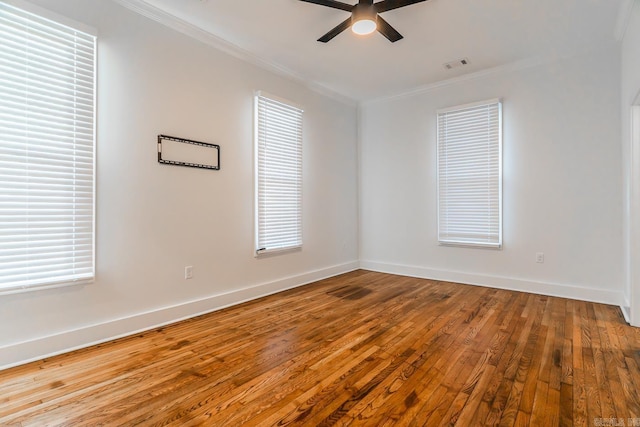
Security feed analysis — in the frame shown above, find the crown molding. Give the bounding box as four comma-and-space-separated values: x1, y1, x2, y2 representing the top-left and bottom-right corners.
111, 0, 356, 107
112, 0, 626, 108
615, 0, 636, 42
362, 55, 552, 105
362, 42, 619, 106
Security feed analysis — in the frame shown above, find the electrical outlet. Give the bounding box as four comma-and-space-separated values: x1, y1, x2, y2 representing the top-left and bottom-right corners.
185, 266, 193, 279
536, 253, 544, 264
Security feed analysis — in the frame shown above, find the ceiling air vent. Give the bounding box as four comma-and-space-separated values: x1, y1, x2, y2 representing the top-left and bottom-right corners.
444, 58, 469, 70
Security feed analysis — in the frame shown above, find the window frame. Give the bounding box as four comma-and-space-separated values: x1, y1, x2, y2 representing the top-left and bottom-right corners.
436, 98, 503, 249
253, 91, 304, 256
0, 0, 97, 294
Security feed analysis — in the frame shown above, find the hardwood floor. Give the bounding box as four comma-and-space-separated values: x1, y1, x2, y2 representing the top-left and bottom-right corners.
1, 270, 639, 426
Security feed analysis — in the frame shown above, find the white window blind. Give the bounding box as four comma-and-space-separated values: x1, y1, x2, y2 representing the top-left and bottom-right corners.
437, 99, 502, 248
0, 2, 96, 292
255, 93, 303, 254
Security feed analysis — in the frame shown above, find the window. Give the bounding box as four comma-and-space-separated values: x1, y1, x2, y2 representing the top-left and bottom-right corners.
254, 92, 303, 254
0, 2, 96, 292
437, 99, 502, 248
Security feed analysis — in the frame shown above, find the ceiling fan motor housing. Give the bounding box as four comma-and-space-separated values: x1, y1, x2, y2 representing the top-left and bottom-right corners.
352, 3, 377, 26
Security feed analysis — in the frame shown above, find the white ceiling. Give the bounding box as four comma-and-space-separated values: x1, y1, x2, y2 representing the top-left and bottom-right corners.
129, 0, 626, 102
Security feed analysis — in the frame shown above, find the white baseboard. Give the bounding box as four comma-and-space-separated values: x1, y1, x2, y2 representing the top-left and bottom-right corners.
360, 260, 626, 307
0, 261, 359, 371
621, 305, 632, 324
2, 259, 628, 371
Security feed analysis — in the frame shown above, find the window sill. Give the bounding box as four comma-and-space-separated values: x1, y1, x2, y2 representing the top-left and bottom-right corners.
255, 246, 302, 258
0, 277, 94, 296
438, 241, 502, 250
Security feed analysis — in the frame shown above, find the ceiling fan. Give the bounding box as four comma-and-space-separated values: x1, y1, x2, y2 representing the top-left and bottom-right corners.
299, 0, 428, 43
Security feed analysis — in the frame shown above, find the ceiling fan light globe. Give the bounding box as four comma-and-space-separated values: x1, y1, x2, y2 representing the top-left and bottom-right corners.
352, 19, 376, 35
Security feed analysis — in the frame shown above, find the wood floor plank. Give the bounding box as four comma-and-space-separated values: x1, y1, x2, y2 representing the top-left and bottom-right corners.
572, 301, 589, 427
0, 270, 639, 426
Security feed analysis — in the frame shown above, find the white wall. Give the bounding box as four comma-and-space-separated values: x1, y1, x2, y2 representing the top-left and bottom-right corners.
622, 2, 640, 325
0, 0, 359, 369
359, 46, 624, 304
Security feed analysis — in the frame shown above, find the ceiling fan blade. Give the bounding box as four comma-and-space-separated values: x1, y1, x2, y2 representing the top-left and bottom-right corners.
377, 16, 403, 42
299, 0, 354, 12
318, 18, 352, 43
375, 0, 428, 14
